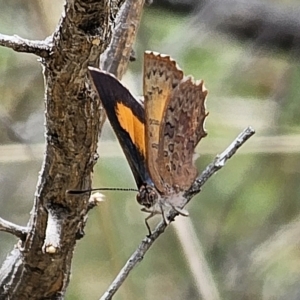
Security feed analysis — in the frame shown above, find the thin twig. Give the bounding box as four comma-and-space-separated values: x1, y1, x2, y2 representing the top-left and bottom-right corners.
0, 217, 28, 240
190, 126, 256, 194
0, 33, 50, 58
99, 126, 255, 300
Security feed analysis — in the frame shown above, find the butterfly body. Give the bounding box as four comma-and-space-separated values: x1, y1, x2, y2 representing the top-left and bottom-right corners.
89, 51, 208, 231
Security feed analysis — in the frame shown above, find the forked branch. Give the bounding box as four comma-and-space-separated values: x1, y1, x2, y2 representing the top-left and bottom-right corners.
100, 126, 255, 300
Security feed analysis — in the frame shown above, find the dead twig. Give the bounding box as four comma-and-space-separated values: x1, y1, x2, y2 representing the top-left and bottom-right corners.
100, 126, 255, 300
0, 33, 50, 57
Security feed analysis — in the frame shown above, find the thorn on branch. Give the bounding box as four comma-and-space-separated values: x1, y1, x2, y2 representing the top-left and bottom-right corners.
0, 33, 51, 58
78, 193, 105, 240
129, 49, 136, 61
0, 217, 29, 240
87, 192, 105, 211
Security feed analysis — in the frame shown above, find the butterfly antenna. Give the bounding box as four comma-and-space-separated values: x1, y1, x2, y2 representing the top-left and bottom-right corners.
67, 187, 138, 195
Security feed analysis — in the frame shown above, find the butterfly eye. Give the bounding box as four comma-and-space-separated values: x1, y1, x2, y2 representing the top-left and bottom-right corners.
148, 190, 158, 203
136, 192, 143, 205
136, 186, 146, 206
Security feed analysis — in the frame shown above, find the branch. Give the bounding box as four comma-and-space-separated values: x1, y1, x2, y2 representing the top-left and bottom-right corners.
0, 217, 28, 240
101, 0, 145, 78
0, 33, 50, 58
100, 126, 255, 300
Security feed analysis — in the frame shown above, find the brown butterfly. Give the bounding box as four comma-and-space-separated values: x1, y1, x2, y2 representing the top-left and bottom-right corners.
88, 51, 208, 233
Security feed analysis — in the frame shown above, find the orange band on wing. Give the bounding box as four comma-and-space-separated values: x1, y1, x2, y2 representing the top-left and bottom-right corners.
116, 102, 145, 157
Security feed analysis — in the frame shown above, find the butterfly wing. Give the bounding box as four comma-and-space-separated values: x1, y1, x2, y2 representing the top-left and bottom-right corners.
89, 67, 150, 188
143, 51, 184, 193
158, 76, 208, 190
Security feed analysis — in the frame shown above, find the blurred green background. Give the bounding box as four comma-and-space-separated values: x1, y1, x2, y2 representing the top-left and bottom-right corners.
1, 1, 300, 299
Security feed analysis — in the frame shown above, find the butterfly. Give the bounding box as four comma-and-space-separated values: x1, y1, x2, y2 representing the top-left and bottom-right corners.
88, 51, 208, 233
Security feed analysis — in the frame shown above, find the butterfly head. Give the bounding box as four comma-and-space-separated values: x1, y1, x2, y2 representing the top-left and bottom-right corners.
136, 184, 159, 209
137, 183, 189, 235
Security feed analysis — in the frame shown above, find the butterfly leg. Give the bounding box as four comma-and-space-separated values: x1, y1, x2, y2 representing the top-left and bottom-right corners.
160, 204, 169, 226
144, 213, 155, 236
172, 206, 189, 217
